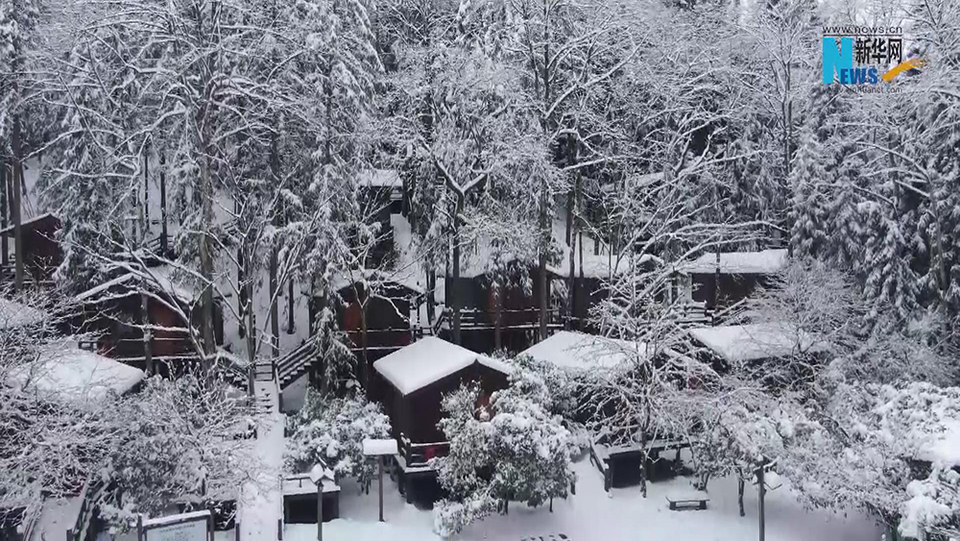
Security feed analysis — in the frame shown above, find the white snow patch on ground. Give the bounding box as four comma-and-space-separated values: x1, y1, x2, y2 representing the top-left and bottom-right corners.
281, 458, 881, 541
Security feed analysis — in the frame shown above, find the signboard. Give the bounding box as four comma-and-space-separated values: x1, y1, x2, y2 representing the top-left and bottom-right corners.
140, 510, 212, 541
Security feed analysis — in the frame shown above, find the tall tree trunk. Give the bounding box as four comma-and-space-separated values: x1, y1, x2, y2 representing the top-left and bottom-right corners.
452, 193, 463, 345
566, 140, 581, 331
160, 151, 168, 257
199, 137, 216, 368
143, 140, 150, 229
141, 279, 154, 376
538, 188, 548, 342
12, 114, 24, 291
270, 246, 280, 358
360, 287, 370, 396
494, 280, 502, 350
287, 277, 295, 334
426, 267, 435, 327
269, 130, 281, 358
1, 159, 7, 267
237, 198, 246, 340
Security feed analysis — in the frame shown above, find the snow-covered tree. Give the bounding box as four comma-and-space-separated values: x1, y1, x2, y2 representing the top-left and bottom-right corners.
97, 375, 259, 530
285, 388, 391, 488
433, 364, 576, 537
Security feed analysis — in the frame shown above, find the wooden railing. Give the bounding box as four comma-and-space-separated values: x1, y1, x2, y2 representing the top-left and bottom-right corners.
399, 434, 449, 469
65, 476, 105, 541
451, 307, 564, 331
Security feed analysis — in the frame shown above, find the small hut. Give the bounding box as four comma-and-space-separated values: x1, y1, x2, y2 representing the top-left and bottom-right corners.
677, 249, 787, 312
0, 213, 62, 285
72, 267, 224, 373
372, 337, 511, 502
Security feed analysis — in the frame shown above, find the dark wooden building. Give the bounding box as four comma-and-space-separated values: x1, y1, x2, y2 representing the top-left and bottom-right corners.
72, 270, 224, 374
442, 261, 562, 354
0, 213, 62, 285
372, 337, 511, 503
678, 249, 787, 312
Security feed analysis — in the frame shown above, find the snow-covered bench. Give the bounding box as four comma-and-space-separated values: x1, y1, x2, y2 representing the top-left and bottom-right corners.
665, 491, 709, 511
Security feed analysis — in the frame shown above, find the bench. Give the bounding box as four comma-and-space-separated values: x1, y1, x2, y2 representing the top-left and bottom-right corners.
665, 491, 709, 511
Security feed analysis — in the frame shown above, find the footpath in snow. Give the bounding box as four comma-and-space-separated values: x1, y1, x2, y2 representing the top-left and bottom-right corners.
239, 380, 284, 541
285, 457, 883, 541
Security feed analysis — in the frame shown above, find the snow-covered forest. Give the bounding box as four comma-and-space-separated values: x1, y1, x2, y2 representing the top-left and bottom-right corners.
2, 0, 960, 538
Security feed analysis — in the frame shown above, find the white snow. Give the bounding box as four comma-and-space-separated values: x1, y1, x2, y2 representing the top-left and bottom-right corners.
239, 380, 285, 541
283, 456, 881, 541
0, 212, 57, 235
520, 331, 644, 372
373, 337, 508, 396
27, 496, 82, 541
359, 169, 403, 188
9, 342, 145, 401
689, 323, 827, 363
918, 419, 960, 468
680, 249, 788, 275
362, 438, 399, 456
142, 509, 211, 527
0, 297, 47, 329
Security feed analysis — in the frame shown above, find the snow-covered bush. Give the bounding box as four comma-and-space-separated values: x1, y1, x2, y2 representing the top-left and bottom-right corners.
433, 365, 576, 537
285, 388, 391, 488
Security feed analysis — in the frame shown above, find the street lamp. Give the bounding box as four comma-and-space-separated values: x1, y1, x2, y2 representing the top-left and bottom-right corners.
362, 438, 399, 522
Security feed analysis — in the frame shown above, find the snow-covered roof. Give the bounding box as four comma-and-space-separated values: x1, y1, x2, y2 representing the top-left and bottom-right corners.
9, 343, 145, 401
680, 249, 788, 275
547, 253, 662, 280
75, 266, 202, 305
689, 323, 826, 363
0, 297, 47, 329
373, 337, 509, 396
0, 212, 59, 235
520, 331, 645, 372
358, 169, 402, 188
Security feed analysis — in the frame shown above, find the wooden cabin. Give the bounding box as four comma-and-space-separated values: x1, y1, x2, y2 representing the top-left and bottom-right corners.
688, 323, 829, 386
372, 337, 511, 503
0, 213, 62, 285
357, 169, 404, 268
677, 249, 787, 312
72, 269, 224, 374
442, 259, 562, 354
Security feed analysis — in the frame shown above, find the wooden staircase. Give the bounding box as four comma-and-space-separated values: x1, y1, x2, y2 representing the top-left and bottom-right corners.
275, 340, 321, 390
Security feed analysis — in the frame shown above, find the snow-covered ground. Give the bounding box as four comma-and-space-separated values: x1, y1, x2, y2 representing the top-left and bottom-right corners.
284, 457, 883, 541
239, 380, 285, 540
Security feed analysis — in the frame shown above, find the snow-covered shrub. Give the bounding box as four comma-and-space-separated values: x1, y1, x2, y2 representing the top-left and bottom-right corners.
285, 388, 391, 488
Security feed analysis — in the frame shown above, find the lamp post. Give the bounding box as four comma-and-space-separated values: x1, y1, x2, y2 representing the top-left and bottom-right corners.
362, 438, 399, 522
309, 462, 329, 541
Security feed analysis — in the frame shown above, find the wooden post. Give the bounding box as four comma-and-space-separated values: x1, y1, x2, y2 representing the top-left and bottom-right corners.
378, 456, 385, 522
208, 513, 215, 541
136, 514, 143, 541
757, 466, 765, 541
317, 480, 323, 541
235, 521, 240, 541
